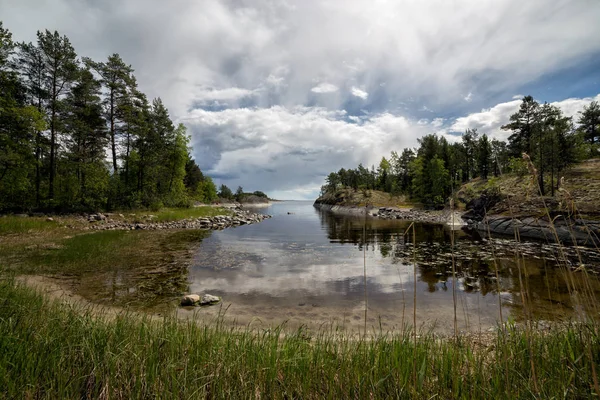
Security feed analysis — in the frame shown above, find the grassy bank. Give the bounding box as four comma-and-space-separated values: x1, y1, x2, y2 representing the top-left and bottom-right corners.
0, 277, 598, 399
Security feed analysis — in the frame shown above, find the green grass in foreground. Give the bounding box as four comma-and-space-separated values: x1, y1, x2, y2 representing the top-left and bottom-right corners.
0, 278, 598, 399
152, 206, 233, 222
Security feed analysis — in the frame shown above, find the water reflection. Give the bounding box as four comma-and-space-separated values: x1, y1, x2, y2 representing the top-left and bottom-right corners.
186, 201, 600, 331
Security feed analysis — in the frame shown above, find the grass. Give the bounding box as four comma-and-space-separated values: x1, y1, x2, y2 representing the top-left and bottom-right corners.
0, 215, 59, 235
0, 277, 598, 399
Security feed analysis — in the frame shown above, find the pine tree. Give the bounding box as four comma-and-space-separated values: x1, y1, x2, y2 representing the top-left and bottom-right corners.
577, 101, 600, 157
461, 129, 479, 181
64, 67, 108, 208
17, 41, 49, 205
502, 95, 539, 158
85, 54, 135, 174
37, 30, 78, 200
477, 134, 492, 179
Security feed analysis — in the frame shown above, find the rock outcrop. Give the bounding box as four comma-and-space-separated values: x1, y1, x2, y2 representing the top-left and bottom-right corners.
472, 215, 600, 246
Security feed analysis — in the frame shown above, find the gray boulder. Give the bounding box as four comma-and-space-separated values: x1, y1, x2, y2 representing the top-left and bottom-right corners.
200, 294, 221, 306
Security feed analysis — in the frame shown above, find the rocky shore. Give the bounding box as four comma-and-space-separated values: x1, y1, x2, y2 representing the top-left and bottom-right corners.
314, 203, 466, 226
80, 208, 271, 231
466, 215, 600, 247
460, 193, 600, 246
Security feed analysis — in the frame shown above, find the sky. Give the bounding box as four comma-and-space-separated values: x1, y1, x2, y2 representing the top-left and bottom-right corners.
2, 0, 600, 199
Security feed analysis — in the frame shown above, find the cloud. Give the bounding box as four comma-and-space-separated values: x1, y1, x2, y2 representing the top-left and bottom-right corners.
184, 106, 430, 199
2, 0, 599, 118
351, 87, 369, 100
194, 87, 257, 102
450, 93, 600, 141
310, 83, 339, 94
431, 118, 445, 128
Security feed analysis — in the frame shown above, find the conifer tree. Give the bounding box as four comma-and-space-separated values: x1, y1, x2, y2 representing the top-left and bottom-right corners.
578, 101, 600, 157
37, 30, 78, 200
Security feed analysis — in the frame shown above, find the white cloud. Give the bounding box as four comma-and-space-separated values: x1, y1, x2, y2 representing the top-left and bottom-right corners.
193, 87, 257, 103
310, 83, 339, 94
431, 118, 445, 128
184, 106, 429, 199
351, 87, 369, 99
2, 0, 599, 117
450, 93, 600, 141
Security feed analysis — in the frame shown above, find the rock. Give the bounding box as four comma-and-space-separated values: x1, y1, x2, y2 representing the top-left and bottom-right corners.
46, 217, 54, 222
200, 294, 221, 306
180, 294, 200, 306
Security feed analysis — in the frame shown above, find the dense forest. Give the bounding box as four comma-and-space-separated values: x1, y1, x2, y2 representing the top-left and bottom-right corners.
0, 22, 220, 212
321, 96, 600, 207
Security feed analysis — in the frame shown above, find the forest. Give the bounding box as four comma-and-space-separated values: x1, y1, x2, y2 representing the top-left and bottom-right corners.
321, 96, 600, 207
0, 22, 219, 212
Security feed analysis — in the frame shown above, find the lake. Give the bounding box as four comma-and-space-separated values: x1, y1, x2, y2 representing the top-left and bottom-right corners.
184, 201, 600, 333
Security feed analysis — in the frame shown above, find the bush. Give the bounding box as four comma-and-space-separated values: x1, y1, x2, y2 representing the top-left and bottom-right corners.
508, 157, 528, 176
149, 201, 164, 212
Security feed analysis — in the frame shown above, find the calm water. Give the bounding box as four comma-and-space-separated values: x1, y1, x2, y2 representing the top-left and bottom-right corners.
186, 201, 600, 332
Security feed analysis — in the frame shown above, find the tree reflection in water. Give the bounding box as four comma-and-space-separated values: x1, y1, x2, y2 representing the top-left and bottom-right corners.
318, 209, 600, 322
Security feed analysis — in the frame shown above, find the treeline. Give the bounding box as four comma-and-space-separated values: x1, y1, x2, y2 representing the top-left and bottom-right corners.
322, 96, 600, 207
217, 185, 269, 202
0, 22, 218, 212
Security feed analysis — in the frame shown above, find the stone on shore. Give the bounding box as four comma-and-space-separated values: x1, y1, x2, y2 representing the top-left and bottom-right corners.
180, 294, 200, 306
200, 294, 221, 306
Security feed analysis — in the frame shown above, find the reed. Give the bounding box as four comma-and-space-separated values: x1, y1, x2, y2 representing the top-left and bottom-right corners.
0, 277, 598, 399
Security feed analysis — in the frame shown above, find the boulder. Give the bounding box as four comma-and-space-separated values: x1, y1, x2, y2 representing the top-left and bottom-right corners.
200, 294, 221, 306
180, 294, 200, 306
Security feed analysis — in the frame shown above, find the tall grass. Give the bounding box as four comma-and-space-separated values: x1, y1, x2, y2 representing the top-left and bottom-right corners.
0, 277, 598, 399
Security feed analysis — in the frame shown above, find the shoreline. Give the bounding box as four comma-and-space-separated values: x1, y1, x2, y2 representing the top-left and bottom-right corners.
313, 202, 467, 227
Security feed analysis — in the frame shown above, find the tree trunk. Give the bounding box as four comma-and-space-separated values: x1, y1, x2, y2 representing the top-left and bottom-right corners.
49, 101, 56, 199
538, 128, 544, 196
35, 131, 41, 206
110, 90, 117, 173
